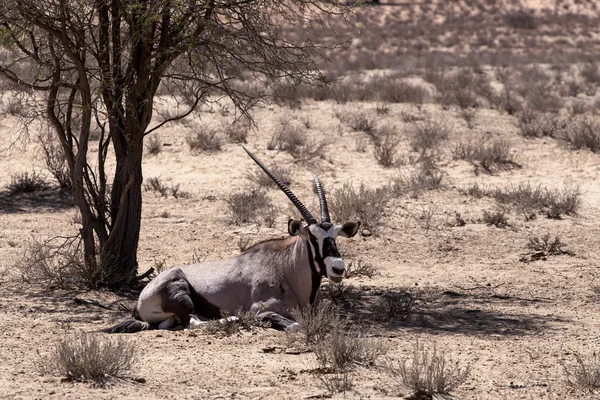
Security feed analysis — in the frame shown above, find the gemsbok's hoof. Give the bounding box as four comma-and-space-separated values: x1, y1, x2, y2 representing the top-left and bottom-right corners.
285, 322, 300, 333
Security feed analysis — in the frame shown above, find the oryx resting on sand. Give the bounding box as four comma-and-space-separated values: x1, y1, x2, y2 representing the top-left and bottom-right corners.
104, 147, 360, 333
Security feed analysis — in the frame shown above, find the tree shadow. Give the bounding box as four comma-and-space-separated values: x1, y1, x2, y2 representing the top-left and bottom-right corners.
323, 284, 565, 337
1, 283, 138, 326
0, 189, 74, 213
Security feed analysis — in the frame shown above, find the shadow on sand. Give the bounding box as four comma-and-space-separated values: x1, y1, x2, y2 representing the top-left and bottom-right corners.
0, 189, 74, 213
323, 284, 563, 337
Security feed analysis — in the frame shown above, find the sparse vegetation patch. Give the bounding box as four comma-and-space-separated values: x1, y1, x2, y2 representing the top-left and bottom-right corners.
226, 189, 274, 225
462, 183, 581, 219
329, 183, 388, 233
563, 352, 600, 393
383, 341, 472, 398
452, 137, 519, 174
5, 172, 49, 195
39, 333, 139, 387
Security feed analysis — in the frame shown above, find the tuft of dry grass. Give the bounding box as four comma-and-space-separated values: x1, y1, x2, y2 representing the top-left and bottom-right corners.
224, 119, 250, 144
341, 109, 376, 134
40, 131, 72, 190
391, 160, 444, 197
187, 125, 222, 152
202, 310, 269, 336
374, 291, 419, 322
409, 118, 450, 155
462, 183, 581, 220
289, 301, 340, 346
329, 183, 388, 233
527, 234, 569, 256
383, 341, 472, 398
146, 134, 162, 155
313, 370, 353, 395
345, 260, 377, 279
372, 124, 400, 168
144, 177, 189, 199
313, 326, 385, 372
16, 237, 101, 289
517, 109, 565, 139
452, 137, 519, 174
246, 164, 292, 189
5, 172, 49, 195
563, 352, 600, 393
226, 189, 273, 225
564, 115, 600, 153
39, 333, 139, 387
267, 120, 305, 152
144, 177, 169, 197
483, 209, 509, 228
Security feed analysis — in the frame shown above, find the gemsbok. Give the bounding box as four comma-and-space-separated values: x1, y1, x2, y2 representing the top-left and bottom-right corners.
104, 146, 360, 333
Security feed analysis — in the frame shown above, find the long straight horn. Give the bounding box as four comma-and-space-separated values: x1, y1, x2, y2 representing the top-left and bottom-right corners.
243, 146, 317, 225
312, 174, 330, 223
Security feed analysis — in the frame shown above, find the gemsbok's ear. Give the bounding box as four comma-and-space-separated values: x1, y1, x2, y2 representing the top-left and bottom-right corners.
288, 219, 304, 236
338, 221, 361, 238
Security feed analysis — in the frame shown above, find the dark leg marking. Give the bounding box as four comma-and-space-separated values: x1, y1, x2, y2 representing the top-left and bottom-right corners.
258, 311, 297, 331
160, 268, 221, 327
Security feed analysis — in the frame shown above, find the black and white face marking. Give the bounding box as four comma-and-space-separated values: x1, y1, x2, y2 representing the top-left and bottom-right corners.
307, 223, 347, 284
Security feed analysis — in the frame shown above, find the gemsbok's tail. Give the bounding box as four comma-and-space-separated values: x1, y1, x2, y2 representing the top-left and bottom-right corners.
101, 319, 153, 333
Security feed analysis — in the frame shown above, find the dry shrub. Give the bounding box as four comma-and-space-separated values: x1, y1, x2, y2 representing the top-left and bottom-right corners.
17, 237, 101, 288
226, 189, 273, 225
527, 234, 569, 256
345, 260, 377, 279
489, 88, 522, 115
267, 121, 305, 152
483, 209, 509, 228
409, 118, 450, 155
146, 134, 162, 155
564, 116, 600, 153
144, 177, 168, 197
290, 138, 329, 164
203, 310, 269, 336
328, 282, 363, 307
460, 108, 477, 129
289, 301, 340, 346
462, 183, 581, 219
329, 183, 388, 233
432, 68, 488, 110
237, 235, 253, 252
341, 109, 376, 134
313, 326, 384, 372
517, 110, 565, 138
313, 371, 353, 395
452, 137, 519, 174
247, 164, 292, 189
377, 79, 427, 105
187, 125, 222, 152
391, 160, 444, 197
374, 291, 418, 322
372, 124, 400, 167
564, 352, 600, 393
375, 102, 390, 115
40, 132, 72, 189
6, 172, 49, 195
39, 333, 138, 387
224, 119, 250, 144
384, 341, 472, 397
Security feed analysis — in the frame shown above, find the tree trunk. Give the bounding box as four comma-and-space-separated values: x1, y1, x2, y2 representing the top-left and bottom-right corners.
100, 139, 144, 286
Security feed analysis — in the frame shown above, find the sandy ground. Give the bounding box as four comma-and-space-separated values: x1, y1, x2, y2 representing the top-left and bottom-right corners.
1, 98, 600, 399
2, 2, 600, 400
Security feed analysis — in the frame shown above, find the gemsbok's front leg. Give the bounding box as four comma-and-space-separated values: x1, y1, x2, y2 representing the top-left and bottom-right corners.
257, 311, 299, 332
